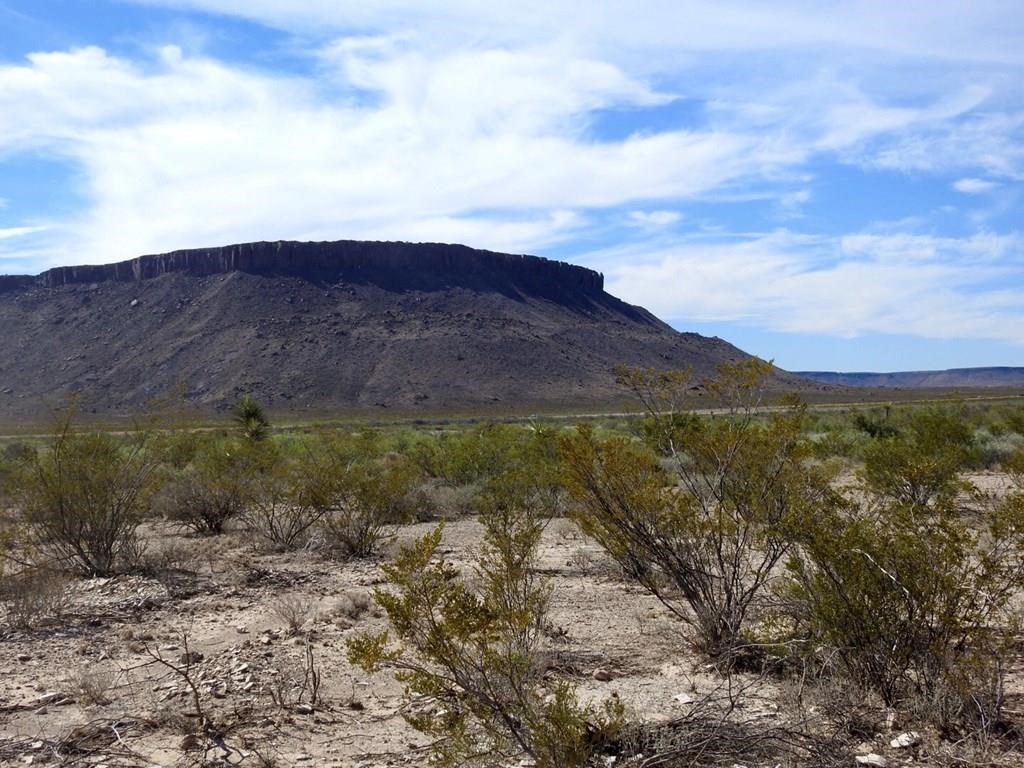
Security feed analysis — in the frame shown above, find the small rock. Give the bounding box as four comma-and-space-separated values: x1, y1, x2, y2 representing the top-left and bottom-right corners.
672, 692, 693, 704
592, 668, 612, 682
294, 704, 314, 715
130, 299, 139, 308
17, 653, 31, 662
236, 626, 249, 634
180, 734, 203, 751
855, 755, 887, 767
890, 732, 920, 749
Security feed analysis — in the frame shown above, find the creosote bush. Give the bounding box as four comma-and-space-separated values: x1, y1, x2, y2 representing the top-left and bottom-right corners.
242, 445, 326, 552
860, 404, 978, 508
155, 437, 255, 535
304, 435, 420, 559
784, 449, 1024, 732
348, 485, 623, 768
11, 413, 160, 576
561, 360, 832, 661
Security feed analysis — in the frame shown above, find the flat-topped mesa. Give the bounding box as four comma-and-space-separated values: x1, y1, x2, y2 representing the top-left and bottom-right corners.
0, 275, 35, 294
34, 240, 605, 294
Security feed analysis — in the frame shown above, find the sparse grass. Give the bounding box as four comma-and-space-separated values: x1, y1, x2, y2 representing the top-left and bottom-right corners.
270, 593, 319, 635
1, 568, 71, 630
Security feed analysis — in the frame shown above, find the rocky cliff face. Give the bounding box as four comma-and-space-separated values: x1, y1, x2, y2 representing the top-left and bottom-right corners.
0, 240, 802, 422
25, 240, 604, 295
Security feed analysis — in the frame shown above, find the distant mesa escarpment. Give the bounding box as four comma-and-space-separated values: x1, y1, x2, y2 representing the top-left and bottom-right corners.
798, 367, 1024, 389
33, 240, 605, 295
0, 239, 814, 422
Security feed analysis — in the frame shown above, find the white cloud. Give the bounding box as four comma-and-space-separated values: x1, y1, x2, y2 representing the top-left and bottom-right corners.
128, 2, 1024, 66
0, 225, 47, 240
628, 210, 682, 228
954, 177, 999, 194
602, 230, 1024, 343
0, 43, 805, 267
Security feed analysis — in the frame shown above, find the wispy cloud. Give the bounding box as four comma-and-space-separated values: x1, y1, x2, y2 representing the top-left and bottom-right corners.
627, 210, 682, 228
602, 230, 1024, 343
0, 225, 47, 240
954, 177, 999, 194
0, 1, 1021, 361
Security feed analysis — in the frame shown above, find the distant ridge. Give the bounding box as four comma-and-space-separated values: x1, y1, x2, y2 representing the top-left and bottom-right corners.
797, 367, 1024, 389
0, 239, 819, 422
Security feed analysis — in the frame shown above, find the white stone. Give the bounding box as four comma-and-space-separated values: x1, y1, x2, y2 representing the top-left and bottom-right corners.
855, 755, 887, 767
889, 731, 920, 749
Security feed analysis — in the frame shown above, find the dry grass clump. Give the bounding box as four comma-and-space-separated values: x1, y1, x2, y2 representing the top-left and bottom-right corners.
270, 593, 319, 635
1, 567, 71, 630
71, 667, 117, 707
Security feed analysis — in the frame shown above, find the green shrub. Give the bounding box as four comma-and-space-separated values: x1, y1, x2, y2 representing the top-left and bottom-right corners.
785, 483, 1024, 730
241, 444, 325, 551
562, 360, 833, 660
11, 417, 160, 576
155, 437, 256, 534
317, 459, 418, 559
348, 488, 622, 768
860, 405, 977, 508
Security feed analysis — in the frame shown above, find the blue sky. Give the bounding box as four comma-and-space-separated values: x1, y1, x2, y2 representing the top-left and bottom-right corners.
1, 1, 1022, 372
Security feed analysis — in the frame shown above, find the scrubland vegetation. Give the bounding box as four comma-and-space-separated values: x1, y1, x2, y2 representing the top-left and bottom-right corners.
2, 372, 1024, 766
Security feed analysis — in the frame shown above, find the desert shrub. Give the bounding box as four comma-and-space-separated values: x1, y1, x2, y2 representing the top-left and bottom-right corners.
317, 460, 418, 559
242, 447, 327, 551
973, 429, 1024, 470
784, 488, 1024, 730
852, 409, 900, 439
410, 424, 525, 486
808, 426, 865, 461
156, 430, 204, 471
10, 416, 160, 576
348, 489, 623, 768
561, 360, 833, 660
1001, 446, 1024, 486
334, 590, 372, 621
412, 479, 482, 520
860, 405, 977, 508
155, 438, 256, 534
71, 666, 116, 707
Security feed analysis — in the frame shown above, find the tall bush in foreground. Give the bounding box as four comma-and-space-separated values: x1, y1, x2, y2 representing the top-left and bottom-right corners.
561, 360, 831, 660
12, 415, 160, 576
348, 486, 622, 767
785, 407, 1024, 731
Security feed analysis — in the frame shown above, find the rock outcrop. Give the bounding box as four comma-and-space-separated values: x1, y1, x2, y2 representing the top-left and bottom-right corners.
0, 239, 807, 422
25, 240, 604, 295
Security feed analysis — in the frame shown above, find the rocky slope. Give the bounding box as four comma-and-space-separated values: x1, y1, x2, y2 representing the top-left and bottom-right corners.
0, 240, 808, 421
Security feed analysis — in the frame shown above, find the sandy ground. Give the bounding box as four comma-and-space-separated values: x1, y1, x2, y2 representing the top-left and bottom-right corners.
1, 475, 1022, 767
